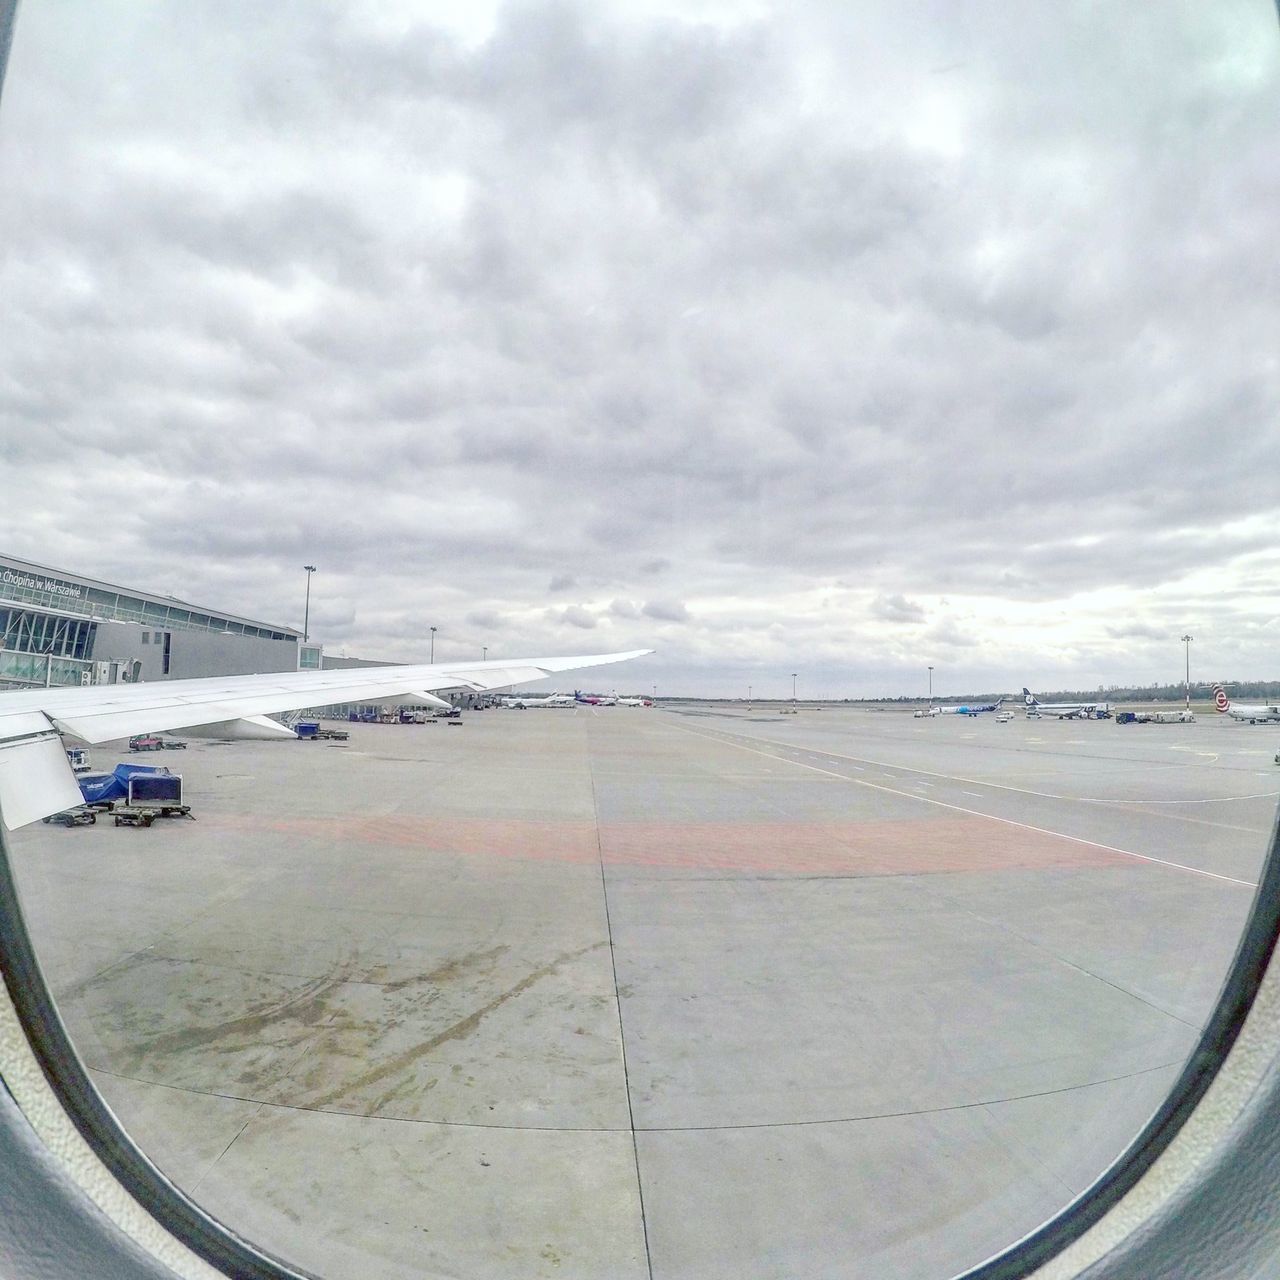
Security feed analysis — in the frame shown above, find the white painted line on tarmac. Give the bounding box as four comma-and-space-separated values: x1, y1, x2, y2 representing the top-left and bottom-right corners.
671, 723, 1259, 889
682, 724, 1278, 811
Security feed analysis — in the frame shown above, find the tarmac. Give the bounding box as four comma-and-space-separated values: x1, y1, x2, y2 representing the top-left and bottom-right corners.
7, 705, 1277, 1280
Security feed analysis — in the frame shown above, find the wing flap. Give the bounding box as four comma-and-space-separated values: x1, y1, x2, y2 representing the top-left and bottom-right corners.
183, 716, 300, 741
0, 734, 85, 830
408, 692, 455, 710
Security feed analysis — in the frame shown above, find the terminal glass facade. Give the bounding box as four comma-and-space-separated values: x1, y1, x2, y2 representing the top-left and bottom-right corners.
0, 558, 296, 641
0, 608, 96, 659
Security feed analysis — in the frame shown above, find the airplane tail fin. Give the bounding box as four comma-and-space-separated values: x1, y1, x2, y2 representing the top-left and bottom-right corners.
1022, 688, 1038, 706
1213, 683, 1230, 714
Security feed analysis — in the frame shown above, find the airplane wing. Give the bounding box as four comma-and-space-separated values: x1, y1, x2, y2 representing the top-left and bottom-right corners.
0, 648, 651, 829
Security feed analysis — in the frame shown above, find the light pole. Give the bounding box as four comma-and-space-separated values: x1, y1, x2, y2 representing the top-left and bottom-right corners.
928, 665, 933, 706
302, 565, 316, 643
430, 626, 437, 663
791, 672, 797, 711
652, 683, 657, 704
1182, 634, 1193, 710
748, 684, 752, 709
482, 645, 488, 662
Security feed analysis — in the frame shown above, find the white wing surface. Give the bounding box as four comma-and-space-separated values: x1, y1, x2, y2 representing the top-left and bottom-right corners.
0, 648, 651, 829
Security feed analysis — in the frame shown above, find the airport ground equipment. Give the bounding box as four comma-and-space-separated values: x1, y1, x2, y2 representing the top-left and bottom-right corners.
294, 722, 350, 741
113, 773, 192, 826
64, 748, 90, 773
40, 807, 96, 828
127, 734, 186, 751
112, 807, 156, 828
127, 773, 189, 815
76, 772, 127, 809
77, 763, 174, 811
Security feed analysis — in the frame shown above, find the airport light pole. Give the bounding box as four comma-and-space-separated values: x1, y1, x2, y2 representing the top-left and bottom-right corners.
1182, 634, 1193, 710
791, 672, 797, 711
302, 565, 316, 643
928, 665, 933, 706
482, 645, 488, 662
430, 626, 437, 664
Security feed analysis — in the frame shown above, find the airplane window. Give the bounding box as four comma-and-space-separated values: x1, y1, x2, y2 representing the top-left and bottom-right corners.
2, 3, 1279, 1280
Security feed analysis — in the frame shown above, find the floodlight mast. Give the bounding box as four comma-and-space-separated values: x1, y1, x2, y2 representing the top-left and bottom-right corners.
302, 565, 317, 643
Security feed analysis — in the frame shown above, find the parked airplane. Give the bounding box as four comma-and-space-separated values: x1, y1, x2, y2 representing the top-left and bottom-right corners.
501, 692, 576, 709
1022, 688, 1113, 719
930, 697, 1004, 717
0, 648, 651, 829
574, 690, 617, 705
1212, 684, 1280, 723
616, 695, 652, 707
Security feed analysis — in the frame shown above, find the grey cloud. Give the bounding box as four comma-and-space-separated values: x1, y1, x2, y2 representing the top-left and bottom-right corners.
928, 619, 979, 649
643, 600, 690, 623
1105, 622, 1170, 641
556, 605, 597, 630
548, 574, 577, 592
872, 594, 927, 624
610, 599, 641, 619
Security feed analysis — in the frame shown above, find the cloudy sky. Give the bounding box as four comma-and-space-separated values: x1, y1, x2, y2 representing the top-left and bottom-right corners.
1, 1, 1278, 697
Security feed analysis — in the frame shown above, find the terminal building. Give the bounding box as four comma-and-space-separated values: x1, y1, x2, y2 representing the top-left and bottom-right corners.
0, 553, 320, 689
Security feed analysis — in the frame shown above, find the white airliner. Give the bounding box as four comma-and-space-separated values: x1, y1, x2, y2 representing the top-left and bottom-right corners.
930, 697, 1004, 717
1212, 683, 1280, 723
0, 649, 650, 829
615, 695, 652, 707
500, 692, 577, 708
1022, 688, 1113, 719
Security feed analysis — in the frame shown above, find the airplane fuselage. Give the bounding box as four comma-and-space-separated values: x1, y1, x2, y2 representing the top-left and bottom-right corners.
1023, 689, 1111, 719
1212, 684, 1280, 723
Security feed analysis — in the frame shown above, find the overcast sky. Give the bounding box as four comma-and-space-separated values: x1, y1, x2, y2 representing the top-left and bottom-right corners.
2, 2, 1278, 697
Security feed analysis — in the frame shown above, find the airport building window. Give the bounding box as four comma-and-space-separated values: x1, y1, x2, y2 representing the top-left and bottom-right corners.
0, 609, 97, 662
